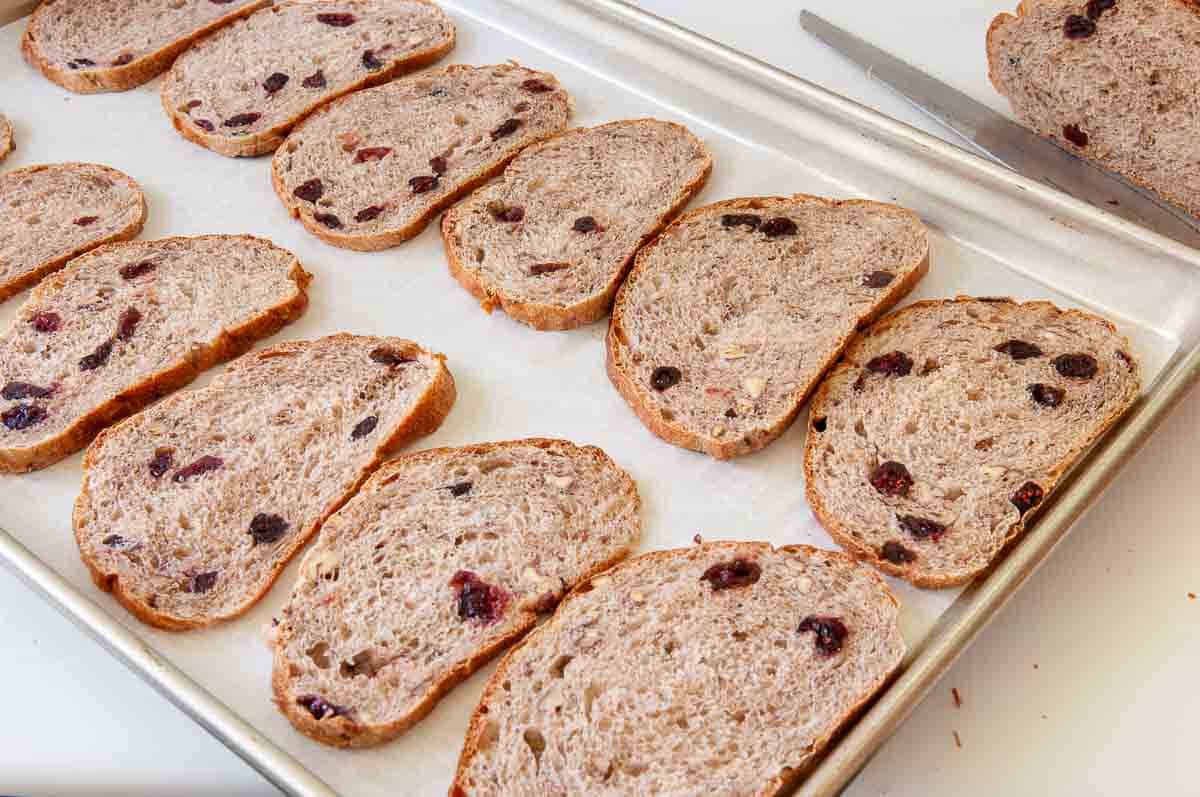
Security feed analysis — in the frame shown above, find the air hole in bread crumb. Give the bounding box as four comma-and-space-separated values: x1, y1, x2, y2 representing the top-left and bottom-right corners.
583, 683, 603, 721
854, 419, 867, 438
477, 719, 500, 751
944, 487, 964, 501
550, 655, 573, 678
903, 420, 918, 435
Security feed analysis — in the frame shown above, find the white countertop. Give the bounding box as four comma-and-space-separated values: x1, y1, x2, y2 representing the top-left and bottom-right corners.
3, 1, 1197, 794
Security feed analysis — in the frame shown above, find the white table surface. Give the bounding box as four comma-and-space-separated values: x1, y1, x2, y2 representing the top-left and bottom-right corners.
3, 1, 1197, 795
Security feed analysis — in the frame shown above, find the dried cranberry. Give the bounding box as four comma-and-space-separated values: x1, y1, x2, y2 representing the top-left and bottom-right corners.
101, 534, 125, 547
1028, 383, 1065, 407
812, 416, 827, 432
316, 12, 356, 26
172, 455, 224, 483
572, 216, 599, 233
880, 540, 916, 564
189, 571, 218, 593
297, 695, 348, 720
113, 53, 134, 66
1063, 14, 1096, 39
870, 461, 913, 497
409, 175, 439, 193
1054, 353, 1098, 379
1062, 124, 1089, 147
529, 263, 569, 276
721, 213, 762, 229
293, 178, 324, 203
354, 206, 383, 223
361, 49, 384, 70
897, 514, 945, 541
68, 58, 96, 69
350, 415, 378, 440
302, 70, 326, 89
1086, 0, 1116, 18
994, 339, 1043, 360
490, 118, 521, 140
650, 366, 682, 391
429, 156, 448, 175
223, 112, 261, 127
194, 119, 215, 132
263, 72, 289, 94
148, 448, 174, 479
491, 205, 524, 223
447, 481, 472, 497
450, 570, 509, 624
862, 270, 895, 288
760, 217, 798, 237
725, 408, 737, 418
369, 346, 413, 366
1011, 481, 1044, 515
116, 307, 142, 341
314, 212, 342, 230
866, 351, 913, 377
74, 216, 99, 226
1, 381, 55, 400
521, 78, 553, 93
1116, 350, 1135, 371
354, 147, 392, 163
79, 339, 114, 371
30, 312, 62, 333
798, 615, 848, 655
120, 260, 156, 280
700, 558, 761, 590
248, 513, 289, 545
2, 404, 46, 431
210, 0, 236, 4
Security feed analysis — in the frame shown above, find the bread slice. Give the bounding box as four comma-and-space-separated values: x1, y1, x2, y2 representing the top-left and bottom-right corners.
0, 235, 310, 473
21, 0, 269, 94
442, 119, 713, 331
805, 297, 1141, 588
161, 0, 456, 158
0, 112, 12, 162
271, 438, 641, 748
0, 163, 147, 304
73, 334, 456, 630
607, 195, 928, 460
452, 541, 904, 796
987, 0, 1200, 217
272, 63, 572, 250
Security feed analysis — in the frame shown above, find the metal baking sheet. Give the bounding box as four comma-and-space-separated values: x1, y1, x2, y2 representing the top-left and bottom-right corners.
2, 1, 1198, 795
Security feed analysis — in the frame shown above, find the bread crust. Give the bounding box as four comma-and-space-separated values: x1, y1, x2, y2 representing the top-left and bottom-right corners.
271, 437, 641, 748
606, 194, 929, 459
441, 119, 713, 331
0, 163, 147, 304
73, 333, 456, 630
803, 296, 1141, 588
21, 0, 271, 94
0, 113, 13, 163
162, 0, 456, 158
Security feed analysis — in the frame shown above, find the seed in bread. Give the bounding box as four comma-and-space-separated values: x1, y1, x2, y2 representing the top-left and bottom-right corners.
73, 334, 455, 630
0, 163, 146, 304
805, 297, 1141, 588
0, 112, 12, 162
272, 63, 572, 250
162, 0, 456, 158
21, 0, 269, 94
442, 119, 712, 331
271, 438, 641, 748
0, 235, 310, 473
451, 542, 904, 796
608, 194, 929, 459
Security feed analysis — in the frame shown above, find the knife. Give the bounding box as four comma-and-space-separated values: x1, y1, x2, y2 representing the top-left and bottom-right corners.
800, 10, 1200, 249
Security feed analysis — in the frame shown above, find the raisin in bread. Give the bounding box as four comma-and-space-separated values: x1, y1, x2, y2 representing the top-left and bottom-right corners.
22, 0, 269, 94
452, 541, 904, 796
272, 63, 572, 250
0, 163, 147, 303
1, 235, 310, 473
442, 119, 713, 331
161, 0, 456, 158
0, 112, 12, 162
271, 438, 641, 748
74, 334, 455, 630
608, 195, 929, 459
988, 0, 1200, 218
805, 297, 1141, 588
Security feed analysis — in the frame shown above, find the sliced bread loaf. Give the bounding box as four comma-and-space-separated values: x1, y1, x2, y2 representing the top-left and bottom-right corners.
0, 235, 310, 473
987, 0, 1200, 217
161, 0, 456, 158
272, 63, 572, 250
805, 297, 1141, 588
452, 541, 905, 796
271, 438, 641, 748
442, 119, 712, 331
74, 334, 456, 630
0, 112, 12, 162
0, 163, 147, 304
21, 0, 269, 94
608, 195, 929, 459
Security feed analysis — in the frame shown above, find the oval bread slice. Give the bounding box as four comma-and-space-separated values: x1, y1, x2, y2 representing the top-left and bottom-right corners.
805, 297, 1141, 588
271, 438, 641, 748
0, 163, 147, 304
272, 63, 572, 250
452, 541, 904, 796
21, 0, 269, 94
73, 334, 455, 630
162, 0, 456, 157
608, 195, 929, 458
0, 112, 12, 162
442, 119, 712, 330
1, 235, 309, 472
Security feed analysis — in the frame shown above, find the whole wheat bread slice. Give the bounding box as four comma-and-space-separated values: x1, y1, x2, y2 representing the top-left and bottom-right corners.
0, 234, 310, 473
0, 163, 147, 304
442, 119, 713, 331
608, 195, 929, 459
987, 0, 1200, 218
22, 0, 269, 94
452, 541, 904, 796
271, 438, 641, 748
161, 0, 456, 158
0, 113, 12, 162
805, 297, 1141, 588
272, 63, 572, 250
74, 334, 456, 630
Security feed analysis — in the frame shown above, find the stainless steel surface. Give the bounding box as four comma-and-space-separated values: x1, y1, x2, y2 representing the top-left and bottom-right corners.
800, 9, 1200, 250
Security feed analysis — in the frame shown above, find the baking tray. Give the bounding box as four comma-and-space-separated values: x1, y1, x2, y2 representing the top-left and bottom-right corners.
2, 1, 1199, 795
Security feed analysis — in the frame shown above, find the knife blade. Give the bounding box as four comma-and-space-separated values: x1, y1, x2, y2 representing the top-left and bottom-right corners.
800, 9, 1200, 249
